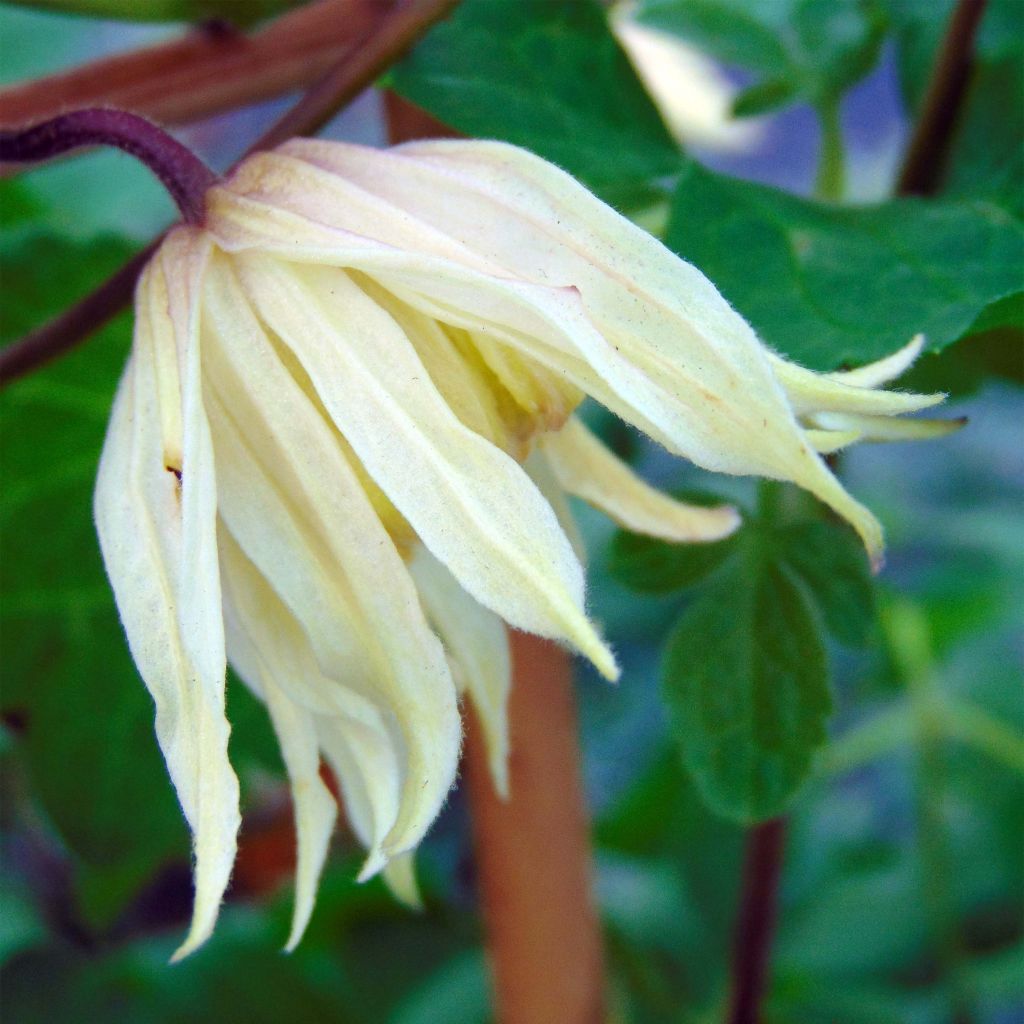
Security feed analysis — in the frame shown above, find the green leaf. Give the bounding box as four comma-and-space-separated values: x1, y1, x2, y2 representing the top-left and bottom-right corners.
608, 525, 739, 595
666, 160, 1024, 369
607, 490, 741, 594
635, 0, 885, 109
0, 232, 189, 878
945, 49, 1024, 220
4, 0, 302, 23
778, 521, 875, 646
662, 552, 831, 822
390, 0, 680, 203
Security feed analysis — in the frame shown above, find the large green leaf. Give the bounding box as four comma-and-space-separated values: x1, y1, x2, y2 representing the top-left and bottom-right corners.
635, 0, 885, 114
390, 0, 680, 203
666, 160, 1024, 369
0, 234, 189, 878
662, 548, 831, 821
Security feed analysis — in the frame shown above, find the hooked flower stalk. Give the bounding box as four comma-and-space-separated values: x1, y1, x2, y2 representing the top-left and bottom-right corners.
91, 136, 951, 957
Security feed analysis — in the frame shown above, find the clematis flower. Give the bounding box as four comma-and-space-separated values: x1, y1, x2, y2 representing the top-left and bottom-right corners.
94, 137, 949, 958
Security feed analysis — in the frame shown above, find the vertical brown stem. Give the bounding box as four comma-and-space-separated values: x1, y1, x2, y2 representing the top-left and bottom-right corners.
464, 633, 606, 1024
727, 818, 787, 1024
897, 0, 988, 196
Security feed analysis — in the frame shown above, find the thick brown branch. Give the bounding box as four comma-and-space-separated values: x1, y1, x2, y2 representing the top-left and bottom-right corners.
464, 635, 606, 1024
0, 0, 458, 386
0, 0, 388, 132
897, 0, 988, 196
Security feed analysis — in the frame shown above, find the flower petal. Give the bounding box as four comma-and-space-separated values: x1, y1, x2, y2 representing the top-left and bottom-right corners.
219, 534, 337, 951
200, 253, 460, 856
94, 230, 239, 961
409, 547, 512, 799
233, 255, 617, 680
208, 159, 885, 565
810, 411, 966, 442
824, 334, 925, 388
540, 417, 741, 543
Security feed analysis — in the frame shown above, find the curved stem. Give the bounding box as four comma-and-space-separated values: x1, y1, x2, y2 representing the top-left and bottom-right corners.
0, 109, 216, 225
464, 633, 606, 1024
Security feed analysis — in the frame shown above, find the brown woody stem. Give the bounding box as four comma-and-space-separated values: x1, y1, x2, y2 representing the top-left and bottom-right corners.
0, 0, 459, 387
727, 819, 787, 1024
464, 634, 606, 1024
897, 0, 988, 196
0, 0, 387, 134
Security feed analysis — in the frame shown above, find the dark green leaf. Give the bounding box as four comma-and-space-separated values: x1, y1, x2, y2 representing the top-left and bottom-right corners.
635, 0, 885, 109
666, 160, 1024, 369
778, 521, 875, 646
662, 555, 831, 821
0, 232, 189, 879
608, 528, 739, 594
390, 0, 680, 203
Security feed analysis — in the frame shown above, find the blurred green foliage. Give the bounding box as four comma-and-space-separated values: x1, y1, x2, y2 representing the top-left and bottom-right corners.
1, 0, 1022, 1022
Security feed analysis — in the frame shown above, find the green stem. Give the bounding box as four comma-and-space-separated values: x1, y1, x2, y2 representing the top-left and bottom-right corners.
814, 98, 845, 202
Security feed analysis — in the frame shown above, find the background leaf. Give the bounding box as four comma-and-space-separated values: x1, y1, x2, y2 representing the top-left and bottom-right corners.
778, 521, 875, 647
665, 160, 1024, 369
390, 0, 680, 204
662, 548, 831, 822
635, 0, 885, 111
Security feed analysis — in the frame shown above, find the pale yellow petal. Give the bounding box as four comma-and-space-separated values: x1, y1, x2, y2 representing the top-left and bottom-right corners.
810, 410, 966, 442
540, 417, 741, 543
233, 255, 617, 680
824, 334, 925, 388
770, 356, 944, 417
523, 447, 587, 564
219, 536, 337, 952
200, 253, 460, 856
382, 851, 422, 909
94, 231, 239, 962
410, 547, 511, 799
207, 152, 885, 563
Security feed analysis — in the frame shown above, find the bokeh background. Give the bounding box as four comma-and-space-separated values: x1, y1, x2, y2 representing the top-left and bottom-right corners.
1, 2, 1021, 1022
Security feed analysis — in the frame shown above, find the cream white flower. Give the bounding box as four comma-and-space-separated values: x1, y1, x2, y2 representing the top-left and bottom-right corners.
94, 137, 947, 958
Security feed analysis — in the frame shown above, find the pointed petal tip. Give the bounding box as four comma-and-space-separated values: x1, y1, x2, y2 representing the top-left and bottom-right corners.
357, 847, 388, 884
490, 757, 511, 802
582, 632, 619, 682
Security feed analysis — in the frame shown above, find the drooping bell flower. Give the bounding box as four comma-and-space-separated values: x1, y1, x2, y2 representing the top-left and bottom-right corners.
83, 135, 954, 958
